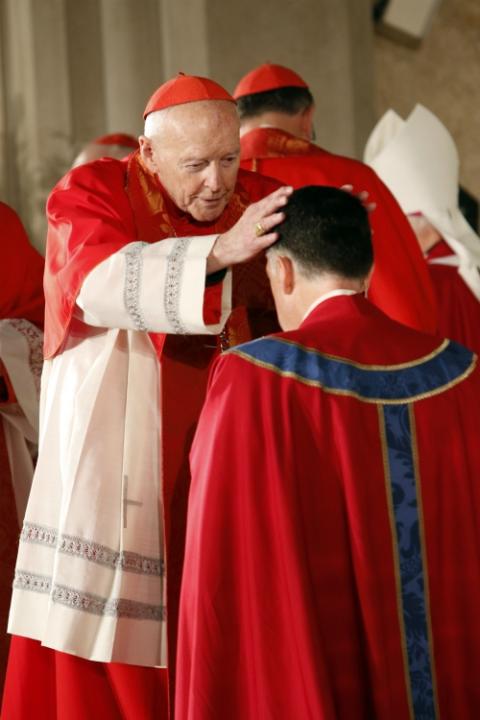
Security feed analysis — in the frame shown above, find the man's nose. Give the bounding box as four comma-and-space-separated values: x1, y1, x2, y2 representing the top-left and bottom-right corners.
204, 162, 222, 193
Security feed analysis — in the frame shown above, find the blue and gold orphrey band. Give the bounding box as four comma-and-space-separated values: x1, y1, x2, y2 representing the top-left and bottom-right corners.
379, 403, 438, 718
231, 336, 475, 404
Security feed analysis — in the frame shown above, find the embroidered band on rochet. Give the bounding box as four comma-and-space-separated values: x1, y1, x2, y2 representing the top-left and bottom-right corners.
123, 241, 148, 331
232, 337, 476, 404
20, 522, 164, 577
13, 571, 165, 622
13, 570, 51, 594
164, 237, 192, 334
52, 584, 165, 621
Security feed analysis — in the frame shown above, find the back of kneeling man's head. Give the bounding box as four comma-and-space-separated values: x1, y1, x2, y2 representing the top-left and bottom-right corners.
266, 186, 374, 331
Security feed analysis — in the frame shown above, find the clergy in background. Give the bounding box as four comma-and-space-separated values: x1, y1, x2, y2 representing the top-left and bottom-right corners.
2, 74, 291, 719
364, 104, 480, 356
71, 132, 140, 168
234, 62, 438, 335
177, 186, 480, 720
0, 202, 44, 696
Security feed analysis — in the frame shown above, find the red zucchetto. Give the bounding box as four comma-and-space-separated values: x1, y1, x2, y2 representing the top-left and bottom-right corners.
143, 73, 235, 118
233, 63, 309, 99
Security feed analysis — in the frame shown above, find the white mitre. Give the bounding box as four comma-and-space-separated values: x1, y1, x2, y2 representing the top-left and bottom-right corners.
364, 104, 480, 300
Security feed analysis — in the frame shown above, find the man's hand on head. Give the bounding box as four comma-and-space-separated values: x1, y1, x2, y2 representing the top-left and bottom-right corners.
207, 186, 293, 273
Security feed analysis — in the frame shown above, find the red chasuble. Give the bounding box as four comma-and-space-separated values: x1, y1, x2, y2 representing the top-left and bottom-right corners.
177, 294, 480, 720
240, 128, 438, 335
3, 153, 280, 718
426, 240, 480, 355
0, 203, 44, 696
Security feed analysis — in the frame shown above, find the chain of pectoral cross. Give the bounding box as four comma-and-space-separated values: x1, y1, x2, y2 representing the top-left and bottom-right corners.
123, 475, 143, 529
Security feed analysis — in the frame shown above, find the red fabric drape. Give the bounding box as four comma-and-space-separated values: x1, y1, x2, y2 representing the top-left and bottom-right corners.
0, 203, 44, 328
2, 636, 168, 720
240, 127, 438, 335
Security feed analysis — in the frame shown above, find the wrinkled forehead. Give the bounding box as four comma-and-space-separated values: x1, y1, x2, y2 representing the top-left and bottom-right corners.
148, 100, 240, 160
145, 100, 239, 137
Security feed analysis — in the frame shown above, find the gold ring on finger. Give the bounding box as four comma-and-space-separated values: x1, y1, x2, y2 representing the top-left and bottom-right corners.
255, 221, 265, 237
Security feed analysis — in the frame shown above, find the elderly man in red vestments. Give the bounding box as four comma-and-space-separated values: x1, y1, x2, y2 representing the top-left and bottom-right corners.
0, 203, 44, 696
234, 63, 438, 335
2, 74, 290, 719
177, 186, 480, 720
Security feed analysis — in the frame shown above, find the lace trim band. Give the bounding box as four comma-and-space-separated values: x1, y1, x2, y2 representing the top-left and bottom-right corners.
14, 571, 165, 622
124, 242, 148, 331
21, 522, 164, 577
52, 584, 165, 621
13, 570, 51, 594
164, 237, 191, 334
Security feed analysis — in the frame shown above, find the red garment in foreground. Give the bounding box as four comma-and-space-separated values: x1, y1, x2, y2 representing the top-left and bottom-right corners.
1, 636, 167, 720
427, 239, 480, 355
240, 127, 438, 334
177, 295, 480, 720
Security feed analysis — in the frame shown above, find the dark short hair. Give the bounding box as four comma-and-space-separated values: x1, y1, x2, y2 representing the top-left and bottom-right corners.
273, 186, 373, 279
237, 86, 314, 120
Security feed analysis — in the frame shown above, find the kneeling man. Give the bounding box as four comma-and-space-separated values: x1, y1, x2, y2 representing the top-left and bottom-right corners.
176, 187, 480, 720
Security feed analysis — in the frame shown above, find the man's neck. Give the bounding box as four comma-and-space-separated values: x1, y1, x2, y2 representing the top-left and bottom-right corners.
290, 276, 367, 329
240, 114, 307, 140
301, 288, 361, 322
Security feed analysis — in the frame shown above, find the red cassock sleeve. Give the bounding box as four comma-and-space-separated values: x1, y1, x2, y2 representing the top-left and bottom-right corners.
176, 353, 337, 720
43, 160, 139, 357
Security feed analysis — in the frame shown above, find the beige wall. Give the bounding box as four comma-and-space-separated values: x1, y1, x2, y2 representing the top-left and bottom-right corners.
373, 0, 480, 197
205, 0, 375, 158
0, 0, 165, 251
0, 0, 376, 251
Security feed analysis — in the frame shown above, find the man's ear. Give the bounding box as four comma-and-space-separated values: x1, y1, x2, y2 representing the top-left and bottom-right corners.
300, 105, 315, 142
278, 254, 295, 295
139, 136, 156, 172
